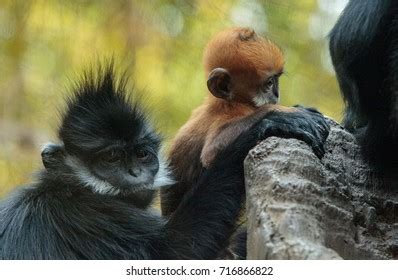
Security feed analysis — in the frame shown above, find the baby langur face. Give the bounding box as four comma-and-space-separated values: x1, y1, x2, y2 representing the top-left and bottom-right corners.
253, 72, 282, 107
41, 141, 173, 196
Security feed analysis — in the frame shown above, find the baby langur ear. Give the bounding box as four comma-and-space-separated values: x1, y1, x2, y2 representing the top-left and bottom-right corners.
207, 68, 233, 100
41, 142, 66, 170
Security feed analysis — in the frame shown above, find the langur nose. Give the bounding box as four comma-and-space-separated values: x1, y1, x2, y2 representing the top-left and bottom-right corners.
273, 86, 279, 98
129, 168, 141, 177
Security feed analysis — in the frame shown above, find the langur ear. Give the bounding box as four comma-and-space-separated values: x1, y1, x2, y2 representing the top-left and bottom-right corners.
41, 142, 66, 170
207, 68, 233, 99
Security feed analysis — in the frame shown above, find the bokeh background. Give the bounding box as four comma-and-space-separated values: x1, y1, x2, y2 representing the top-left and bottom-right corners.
0, 0, 347, 197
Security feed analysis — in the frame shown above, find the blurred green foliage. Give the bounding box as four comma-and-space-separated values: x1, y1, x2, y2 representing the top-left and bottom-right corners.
0, 0, 345, 196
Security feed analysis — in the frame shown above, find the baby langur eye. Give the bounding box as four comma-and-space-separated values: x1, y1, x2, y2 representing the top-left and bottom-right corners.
136, 149, 149, 160
262, 77, 275, 91
102, 150, 120, 163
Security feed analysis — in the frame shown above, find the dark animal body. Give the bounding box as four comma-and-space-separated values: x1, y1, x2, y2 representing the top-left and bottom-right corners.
329, 0, 398, 174
0, 65, 330, 259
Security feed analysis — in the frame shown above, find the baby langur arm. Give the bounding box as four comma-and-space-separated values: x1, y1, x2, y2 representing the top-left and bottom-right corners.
41, 142, 66, 170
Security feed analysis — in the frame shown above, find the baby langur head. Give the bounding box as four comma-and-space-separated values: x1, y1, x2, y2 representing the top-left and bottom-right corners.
203, 27, 284, 107
52, 65, 174, 196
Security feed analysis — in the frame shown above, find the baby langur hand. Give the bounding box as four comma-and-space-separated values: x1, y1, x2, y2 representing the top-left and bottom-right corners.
257, 106, 330, 158
41, 142, 66, 170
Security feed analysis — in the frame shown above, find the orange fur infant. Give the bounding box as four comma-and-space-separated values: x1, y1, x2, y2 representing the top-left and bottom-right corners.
161, 27, 287, 215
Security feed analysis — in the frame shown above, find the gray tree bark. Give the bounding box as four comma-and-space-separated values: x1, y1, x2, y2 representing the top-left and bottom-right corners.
244, 119, 398, 259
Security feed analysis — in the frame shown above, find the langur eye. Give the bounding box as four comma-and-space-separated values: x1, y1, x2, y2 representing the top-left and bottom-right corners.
101, 150, 120, 163
136, 149, 149, 160
262, 77, 274, 91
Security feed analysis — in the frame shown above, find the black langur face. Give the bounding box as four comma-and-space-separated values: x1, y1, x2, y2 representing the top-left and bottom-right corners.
84, 139, 160, 193
60, 131, 172, 195
49, 65, 174, 195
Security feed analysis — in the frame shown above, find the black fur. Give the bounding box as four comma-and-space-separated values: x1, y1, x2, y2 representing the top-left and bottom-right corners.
60, 65, 160, 158
329, 0, 398, 171
0, 65, 329, 259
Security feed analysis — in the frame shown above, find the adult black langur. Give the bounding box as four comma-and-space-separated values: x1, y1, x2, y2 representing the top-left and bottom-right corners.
0, 65, 329, 259
329, 0, 398, 174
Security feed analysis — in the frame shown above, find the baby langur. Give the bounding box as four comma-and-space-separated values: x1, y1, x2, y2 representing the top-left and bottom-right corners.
200, 27, 285, 166
161, 27, 328, 216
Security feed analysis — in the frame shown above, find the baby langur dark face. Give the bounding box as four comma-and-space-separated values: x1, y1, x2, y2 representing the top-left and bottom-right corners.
253, 72, 282, 107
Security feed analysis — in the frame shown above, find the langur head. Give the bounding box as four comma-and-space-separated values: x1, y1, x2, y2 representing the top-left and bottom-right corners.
44, 64, 174, 195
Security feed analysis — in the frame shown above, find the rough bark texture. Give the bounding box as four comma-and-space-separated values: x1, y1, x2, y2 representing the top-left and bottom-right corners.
245, 119, 398, 260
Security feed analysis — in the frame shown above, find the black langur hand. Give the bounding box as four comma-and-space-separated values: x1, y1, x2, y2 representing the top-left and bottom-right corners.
257, 106, 330, 158
213, 105, 330, 173
216, 105, 330, 165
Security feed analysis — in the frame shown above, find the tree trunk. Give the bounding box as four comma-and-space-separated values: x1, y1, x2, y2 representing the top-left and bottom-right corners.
245, 119, 398, 259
